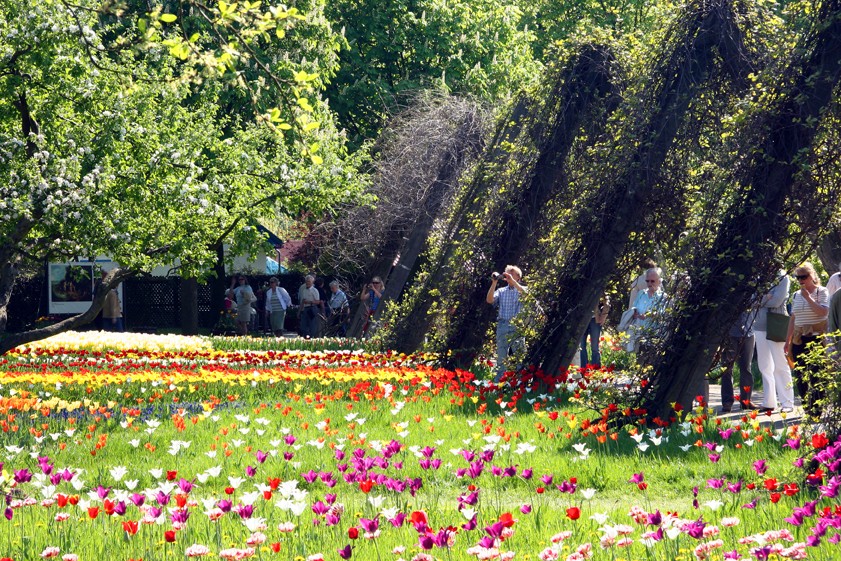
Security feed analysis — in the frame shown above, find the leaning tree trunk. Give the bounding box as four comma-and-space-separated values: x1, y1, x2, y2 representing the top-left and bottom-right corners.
345, 111, 486, 339
817, 231, 841, 274
376, 116, 485, 315
385, 97, 532, 353
527, 0, 755, 377
437, 44, 620, 369
0, 267, 135, 354
644, 0, 841, 419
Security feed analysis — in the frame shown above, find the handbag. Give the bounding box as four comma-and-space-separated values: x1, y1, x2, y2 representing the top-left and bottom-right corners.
766, 310, 789, 343
617, 308, 636, 332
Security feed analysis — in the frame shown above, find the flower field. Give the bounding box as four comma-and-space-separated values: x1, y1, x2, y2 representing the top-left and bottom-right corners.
0, 332, 839, 561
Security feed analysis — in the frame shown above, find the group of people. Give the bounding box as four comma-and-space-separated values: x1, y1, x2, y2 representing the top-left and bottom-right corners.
226, 274, 383, 338
486, 257, 841, 417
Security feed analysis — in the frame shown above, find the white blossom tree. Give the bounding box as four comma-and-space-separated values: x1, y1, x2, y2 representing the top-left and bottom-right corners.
0, 0, 364, 351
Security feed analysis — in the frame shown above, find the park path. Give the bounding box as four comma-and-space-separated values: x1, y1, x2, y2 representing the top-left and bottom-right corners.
709, 383, 803, 429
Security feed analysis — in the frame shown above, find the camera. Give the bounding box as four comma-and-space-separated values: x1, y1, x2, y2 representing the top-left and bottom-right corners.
492, 272, 502, 281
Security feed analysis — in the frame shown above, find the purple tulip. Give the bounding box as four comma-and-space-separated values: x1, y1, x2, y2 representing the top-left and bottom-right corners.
419, 535, 434, 550
338, 545, 352, 559
312, 501, 329, 515
359, 517, 379, 534
629, 472, 645, 484
95, 485, 110, 499
785, 438, 801, 450
245, 465, 257, 477
171, 509, 190, 524
13, 469, 32, 484
130, 493, 145, 507
217, 499, 232, 512
235, 504, 253, 519
255, 450, 268, 464
177, 478, 194, 494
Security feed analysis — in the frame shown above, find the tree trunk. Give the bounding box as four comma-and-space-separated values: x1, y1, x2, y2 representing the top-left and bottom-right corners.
817, 232, 841, 274
644, 0, 841, 418
376, 115, 485, 315
180, 277, 199, 335
385, 97, 532, 352
440, 43, 619, 369
0, 261, 19, 335
527, 0, 755, 377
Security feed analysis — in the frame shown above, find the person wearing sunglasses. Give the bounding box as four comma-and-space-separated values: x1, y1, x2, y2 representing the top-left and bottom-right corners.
784, 262, 829, 414
628, 268, 666, 354
361, 277, 385, 335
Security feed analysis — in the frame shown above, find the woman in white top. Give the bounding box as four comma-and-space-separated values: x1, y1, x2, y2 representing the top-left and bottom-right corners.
753, 271, 794, 412
784, 262, 829, 414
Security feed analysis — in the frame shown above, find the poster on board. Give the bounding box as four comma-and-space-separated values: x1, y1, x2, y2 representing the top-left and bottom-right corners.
48, 260, 121, 314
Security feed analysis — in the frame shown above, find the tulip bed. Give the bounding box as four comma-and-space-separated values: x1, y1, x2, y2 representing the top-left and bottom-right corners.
0, 332, 839, 561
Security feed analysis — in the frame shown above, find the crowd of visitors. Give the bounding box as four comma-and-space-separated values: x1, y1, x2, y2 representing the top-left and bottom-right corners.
225, 273, 374, 339
484, 256, 840, 417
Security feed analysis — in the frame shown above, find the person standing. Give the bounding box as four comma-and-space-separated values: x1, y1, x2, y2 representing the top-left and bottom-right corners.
101, 278, 124, 332
297, 275, 321, 338
784, 262, 829, 414
264, 277, 292, 336
486, 265, 527, 380
719, 312, 756, 413
628, 257, 660, 308
753, 271, 795, 413
629, 268, 666, 353
327, 281, 349, 336
580, 294, 610, 368
230, 275, 256, 336
360, 277, 385, 336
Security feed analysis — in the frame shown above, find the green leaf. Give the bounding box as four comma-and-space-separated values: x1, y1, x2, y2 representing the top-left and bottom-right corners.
159, 13, 177, 23
138, 18, 147, 33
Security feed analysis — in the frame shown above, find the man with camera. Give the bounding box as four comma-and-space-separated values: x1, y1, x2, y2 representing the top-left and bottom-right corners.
486, 265, 527, 381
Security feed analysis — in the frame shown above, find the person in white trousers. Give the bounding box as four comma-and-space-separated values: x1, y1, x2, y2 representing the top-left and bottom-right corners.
754, 271, 795, 412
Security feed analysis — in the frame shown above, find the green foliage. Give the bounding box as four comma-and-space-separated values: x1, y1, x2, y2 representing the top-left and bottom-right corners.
0, 0, 364, 276
324, 0, 542, 144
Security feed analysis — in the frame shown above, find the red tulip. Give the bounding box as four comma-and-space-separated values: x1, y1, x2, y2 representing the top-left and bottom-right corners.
164, 530, 176, 543
566, 506, 581, 520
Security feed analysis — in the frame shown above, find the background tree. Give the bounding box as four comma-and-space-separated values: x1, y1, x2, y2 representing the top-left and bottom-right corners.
0, 0, 363, 352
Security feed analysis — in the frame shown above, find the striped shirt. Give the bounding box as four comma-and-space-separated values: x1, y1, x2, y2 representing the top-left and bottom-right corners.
791, 287, 829, 327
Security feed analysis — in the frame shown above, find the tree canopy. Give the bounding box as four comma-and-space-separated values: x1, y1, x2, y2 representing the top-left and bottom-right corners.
0, 0, 365, 348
